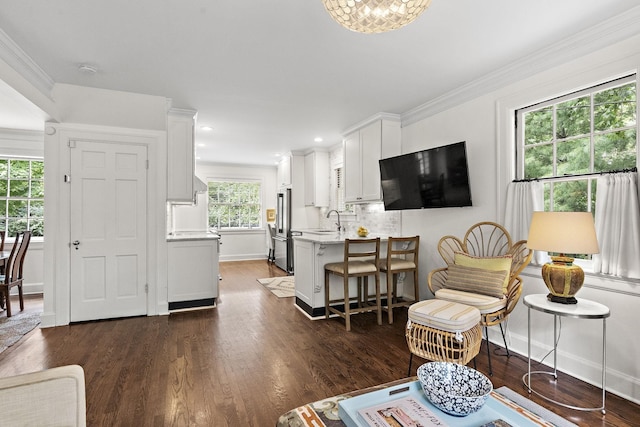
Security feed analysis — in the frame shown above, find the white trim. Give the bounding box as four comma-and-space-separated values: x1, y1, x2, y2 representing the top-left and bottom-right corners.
42, 123, 167, 327
0, 27, 54, 98
402, 6, 640, 127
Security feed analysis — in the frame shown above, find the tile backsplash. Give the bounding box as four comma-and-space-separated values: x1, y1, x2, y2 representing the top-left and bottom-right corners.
320, 202, 401, 236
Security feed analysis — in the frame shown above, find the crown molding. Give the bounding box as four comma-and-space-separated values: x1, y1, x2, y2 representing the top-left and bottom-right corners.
0, 27, 54, 99
342, 112, 401, 136
402, 6, 640, 127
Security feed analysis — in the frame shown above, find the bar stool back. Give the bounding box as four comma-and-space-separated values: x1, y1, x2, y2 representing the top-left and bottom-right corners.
379, 235, 419, 324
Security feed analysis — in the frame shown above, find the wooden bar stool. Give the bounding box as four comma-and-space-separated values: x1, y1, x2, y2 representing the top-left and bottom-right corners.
379, 235, 419, 324
324, 237, 382, 331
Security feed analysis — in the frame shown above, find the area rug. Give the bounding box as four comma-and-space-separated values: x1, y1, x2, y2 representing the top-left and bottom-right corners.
0, 312, 41, 354
257, 276, 295, 298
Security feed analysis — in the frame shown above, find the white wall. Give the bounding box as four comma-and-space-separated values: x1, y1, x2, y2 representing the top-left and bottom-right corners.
401, 34, 640, 403
171, 162, 279, 261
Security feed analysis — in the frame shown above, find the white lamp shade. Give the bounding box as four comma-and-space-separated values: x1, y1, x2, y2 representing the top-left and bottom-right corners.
527, 211, 600, 255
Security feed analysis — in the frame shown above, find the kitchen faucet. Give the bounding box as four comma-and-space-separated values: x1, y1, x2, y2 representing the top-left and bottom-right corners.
326, 209, 343, 232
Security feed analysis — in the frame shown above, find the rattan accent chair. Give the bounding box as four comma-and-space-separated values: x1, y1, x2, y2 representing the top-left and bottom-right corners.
379, 235, 420, 324
325, 237, 382, 331
427, 222, 532, 374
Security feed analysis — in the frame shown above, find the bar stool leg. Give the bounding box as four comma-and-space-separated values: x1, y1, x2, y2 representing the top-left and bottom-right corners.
375, 272, 382, 326
344, 275, 351, 332
386, 270, 394, 324
324, 270, 331, 319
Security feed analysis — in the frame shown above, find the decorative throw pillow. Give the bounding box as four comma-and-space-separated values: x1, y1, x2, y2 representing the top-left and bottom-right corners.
454, 252, 512, 293
444, 264, 509, 298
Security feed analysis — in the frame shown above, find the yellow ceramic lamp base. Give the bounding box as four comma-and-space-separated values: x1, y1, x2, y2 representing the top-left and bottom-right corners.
541, 255, 584, 304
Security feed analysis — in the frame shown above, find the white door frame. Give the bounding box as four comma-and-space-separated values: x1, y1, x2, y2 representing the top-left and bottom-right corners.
42, 123, 169, 327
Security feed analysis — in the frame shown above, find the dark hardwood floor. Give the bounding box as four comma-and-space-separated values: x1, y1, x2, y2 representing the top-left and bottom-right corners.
1, 260, 639, 426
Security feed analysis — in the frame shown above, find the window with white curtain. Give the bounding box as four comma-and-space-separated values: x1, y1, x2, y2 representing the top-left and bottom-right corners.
516, 75, 637, 214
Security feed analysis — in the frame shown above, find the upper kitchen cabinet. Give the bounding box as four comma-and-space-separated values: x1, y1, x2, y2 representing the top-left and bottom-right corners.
344, 115, 401, 203
304, 151, 329, 207
277, 154, 292, 188
167, 108, 198, 202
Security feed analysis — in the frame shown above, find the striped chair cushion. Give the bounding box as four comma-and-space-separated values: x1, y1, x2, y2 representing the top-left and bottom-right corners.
435, 288, 507, 314
454, 252, 512, 293
408, 299, 480, 333
444, 264, 508, 298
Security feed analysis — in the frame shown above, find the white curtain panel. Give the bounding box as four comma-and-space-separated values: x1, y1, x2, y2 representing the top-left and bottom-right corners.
592, 172, 640, 279
504, 181, 545, 264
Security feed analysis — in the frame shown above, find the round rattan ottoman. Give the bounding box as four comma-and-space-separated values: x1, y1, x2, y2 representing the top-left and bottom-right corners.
406, 299, 482, 368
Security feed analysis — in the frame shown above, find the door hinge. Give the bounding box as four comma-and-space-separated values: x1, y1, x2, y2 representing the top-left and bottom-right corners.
68, 140, 76, 148
64, 174, 71, 183
145, 284, 149, 293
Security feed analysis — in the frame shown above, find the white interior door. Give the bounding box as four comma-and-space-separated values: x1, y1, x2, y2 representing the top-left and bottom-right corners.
70, 140, 148, 322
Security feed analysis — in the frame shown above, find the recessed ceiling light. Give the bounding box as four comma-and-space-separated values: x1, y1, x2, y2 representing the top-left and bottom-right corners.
314, 137, 323, 143
197, 143, 206, 147
200, 126, 213, 131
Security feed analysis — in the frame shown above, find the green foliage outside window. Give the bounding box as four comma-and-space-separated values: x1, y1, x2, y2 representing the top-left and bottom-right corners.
208, 181, 261, 229
0, 158, 44, 237
521, 78, 637, 214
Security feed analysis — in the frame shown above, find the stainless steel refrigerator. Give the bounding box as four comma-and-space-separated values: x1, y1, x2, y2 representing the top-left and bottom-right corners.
274, 188, 293, 273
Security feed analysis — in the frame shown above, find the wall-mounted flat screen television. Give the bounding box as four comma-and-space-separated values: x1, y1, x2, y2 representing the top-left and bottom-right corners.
379, 141, 472, 211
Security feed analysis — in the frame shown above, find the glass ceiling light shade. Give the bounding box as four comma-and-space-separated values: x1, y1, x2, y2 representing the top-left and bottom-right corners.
321, 0, 433, 34
527, 211, 599, 305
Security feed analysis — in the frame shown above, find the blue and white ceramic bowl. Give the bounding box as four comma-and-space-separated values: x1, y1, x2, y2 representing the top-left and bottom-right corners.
417, 362, 492, 417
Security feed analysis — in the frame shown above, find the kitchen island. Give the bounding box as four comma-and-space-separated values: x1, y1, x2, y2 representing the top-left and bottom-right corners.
292, 230, 390, 318
167, 231, 220, 311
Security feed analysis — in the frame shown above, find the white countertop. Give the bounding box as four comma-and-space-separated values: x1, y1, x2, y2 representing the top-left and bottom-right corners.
166, 231, 220, 242
292, 230, 389, 244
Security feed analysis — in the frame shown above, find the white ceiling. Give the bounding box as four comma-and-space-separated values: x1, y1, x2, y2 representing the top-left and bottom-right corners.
0, 0, 638, 166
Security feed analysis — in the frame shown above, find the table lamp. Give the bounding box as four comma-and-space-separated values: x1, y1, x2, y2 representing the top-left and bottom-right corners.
527, 211, 599, 304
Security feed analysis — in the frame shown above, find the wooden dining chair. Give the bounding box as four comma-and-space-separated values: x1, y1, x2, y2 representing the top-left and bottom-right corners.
0, 230, 6, 275
0, 231, 32, 317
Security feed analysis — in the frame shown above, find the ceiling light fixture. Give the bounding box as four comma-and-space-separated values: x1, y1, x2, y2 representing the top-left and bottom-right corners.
321, 0, 432, 34
200, 125, 213, 131
314, 137, 323, 143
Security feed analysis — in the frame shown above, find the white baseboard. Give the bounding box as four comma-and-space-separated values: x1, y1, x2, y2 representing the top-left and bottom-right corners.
487, 326, 640, 406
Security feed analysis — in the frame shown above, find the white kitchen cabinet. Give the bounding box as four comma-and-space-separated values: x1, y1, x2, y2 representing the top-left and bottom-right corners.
304, 151, 329, 207
167, 236, 219, 310
277, 155, 292, 188
344, 117, 401, 203
167, 108, 197, 202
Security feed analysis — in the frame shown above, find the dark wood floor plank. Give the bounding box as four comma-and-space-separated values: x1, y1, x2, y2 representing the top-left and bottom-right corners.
0, 260, 638, 426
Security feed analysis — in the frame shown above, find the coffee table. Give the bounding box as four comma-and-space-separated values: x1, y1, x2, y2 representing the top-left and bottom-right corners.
276, 377, 575, 427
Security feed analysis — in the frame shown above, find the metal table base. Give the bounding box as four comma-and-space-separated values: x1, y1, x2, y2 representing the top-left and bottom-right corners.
522, 294, 609, 415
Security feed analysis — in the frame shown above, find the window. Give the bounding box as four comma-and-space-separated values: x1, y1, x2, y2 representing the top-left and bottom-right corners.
334, 167, 354, 213
0, 158, 44, 237
517, 75, 637, 213
207, 180, 262, 229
